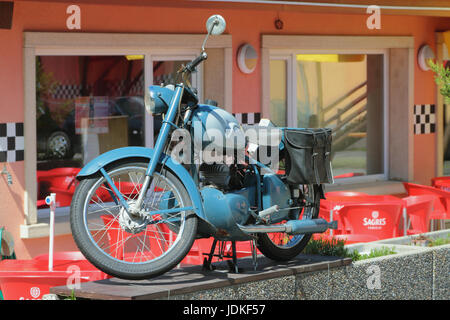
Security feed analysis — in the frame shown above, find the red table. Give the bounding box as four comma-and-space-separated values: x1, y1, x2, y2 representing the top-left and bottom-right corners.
0, 259, 109, 300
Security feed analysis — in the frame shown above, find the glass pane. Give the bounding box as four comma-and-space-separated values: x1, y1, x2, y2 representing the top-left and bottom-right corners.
269, 59, 287, 127
36, 55, 145, 211
152, 60, 191, 144
153, 60, 191, 86
296, 54, 384, 178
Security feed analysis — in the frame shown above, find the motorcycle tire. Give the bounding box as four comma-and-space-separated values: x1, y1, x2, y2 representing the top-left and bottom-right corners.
70, 159, 197, 280
256, 184, 320, 261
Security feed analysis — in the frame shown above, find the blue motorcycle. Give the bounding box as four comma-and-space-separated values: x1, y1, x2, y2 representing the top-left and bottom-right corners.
70, 15, 337, 280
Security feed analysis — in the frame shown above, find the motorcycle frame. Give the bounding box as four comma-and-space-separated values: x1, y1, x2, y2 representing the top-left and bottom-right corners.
76, 81, 275, 234
76, 14, 276, 236
76, 80, 261, 234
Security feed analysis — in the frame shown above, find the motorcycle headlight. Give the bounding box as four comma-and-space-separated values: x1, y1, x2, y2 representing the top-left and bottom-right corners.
144, 85, 173, 115
144, 88, 156, 115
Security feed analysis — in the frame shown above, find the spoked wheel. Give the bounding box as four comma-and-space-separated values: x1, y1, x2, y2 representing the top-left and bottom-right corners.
70, 160, 197, 280
256, 184, 321, 261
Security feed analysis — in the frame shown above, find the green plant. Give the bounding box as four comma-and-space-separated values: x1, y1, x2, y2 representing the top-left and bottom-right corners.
428, 59, 450, 104
351, 246, 397, 261
304, 237, 358, 260
64, 290, 77, 300
427, 234, 450, 247
304, 237, 397, 262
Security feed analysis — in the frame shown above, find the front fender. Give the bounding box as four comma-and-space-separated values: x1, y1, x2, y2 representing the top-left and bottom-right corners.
77, 147, 208, 222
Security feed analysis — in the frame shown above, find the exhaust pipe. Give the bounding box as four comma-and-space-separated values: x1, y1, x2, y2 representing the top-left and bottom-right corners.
238, 218, 338, 235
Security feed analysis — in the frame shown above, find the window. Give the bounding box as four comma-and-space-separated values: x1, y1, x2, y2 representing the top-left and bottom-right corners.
269, 59, 288, 127
269, 52, 386, 180
22, 32, 232, 238
35, 54, 198, 219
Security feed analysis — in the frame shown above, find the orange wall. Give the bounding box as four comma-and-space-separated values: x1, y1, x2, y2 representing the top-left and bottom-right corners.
0, 1, 449, 258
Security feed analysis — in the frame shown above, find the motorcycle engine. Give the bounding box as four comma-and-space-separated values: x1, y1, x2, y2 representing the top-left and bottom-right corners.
199, 163, 245, 191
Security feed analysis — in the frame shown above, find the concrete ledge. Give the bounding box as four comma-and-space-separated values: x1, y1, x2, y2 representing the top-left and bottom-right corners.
50, 254, 352, 300
50, 240, 449, 300
298, 242, 449, 300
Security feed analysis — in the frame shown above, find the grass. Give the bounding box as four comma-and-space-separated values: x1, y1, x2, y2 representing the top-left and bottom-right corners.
409, 234, 450, 247
428, 237, 450, 247
350, 246, 397, 261
304, 237, 397, 262
63, 290, 77, 300
428, 235, 450, 247
304, 237, 350, 257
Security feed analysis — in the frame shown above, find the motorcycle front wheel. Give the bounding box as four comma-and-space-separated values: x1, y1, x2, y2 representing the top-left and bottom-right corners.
70, 159, 197, 280
256, 184, 320, 261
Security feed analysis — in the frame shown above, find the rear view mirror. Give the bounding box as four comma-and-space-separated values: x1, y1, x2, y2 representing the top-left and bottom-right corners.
202, 14, 226, 51
206, 14, 226, 36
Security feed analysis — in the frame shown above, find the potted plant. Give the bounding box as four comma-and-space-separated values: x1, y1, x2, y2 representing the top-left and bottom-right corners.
428, 59, 450, 104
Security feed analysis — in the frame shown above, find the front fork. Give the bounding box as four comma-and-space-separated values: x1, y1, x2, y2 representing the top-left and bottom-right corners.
101, 85, 185, 216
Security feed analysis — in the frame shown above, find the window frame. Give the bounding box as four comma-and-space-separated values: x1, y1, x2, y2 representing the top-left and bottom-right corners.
269, 48, 389, 184
22, 32, 232, 238
262, 35, 415, 188
268, 55, 293, 127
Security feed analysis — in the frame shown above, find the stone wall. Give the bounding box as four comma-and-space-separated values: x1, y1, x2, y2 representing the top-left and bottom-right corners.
172, 244, 449, 300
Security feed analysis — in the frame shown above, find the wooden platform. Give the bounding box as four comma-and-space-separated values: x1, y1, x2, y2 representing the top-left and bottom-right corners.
50, 254, 352, 300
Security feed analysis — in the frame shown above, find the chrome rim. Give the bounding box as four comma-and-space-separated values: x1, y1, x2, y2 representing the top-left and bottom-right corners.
81, 165, 187, 265
267, 185, 316, 249
48, 134, 69, 157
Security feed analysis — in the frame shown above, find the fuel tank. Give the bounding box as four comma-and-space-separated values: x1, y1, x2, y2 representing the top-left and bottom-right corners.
190, 104, 246, 151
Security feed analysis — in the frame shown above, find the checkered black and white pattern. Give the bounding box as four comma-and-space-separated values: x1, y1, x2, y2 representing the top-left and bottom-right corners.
51, 84, 85, 100
414, 104, 436, 135
51, 78, 144, 100
233, 112, 261, 125
0, 122, 24, 162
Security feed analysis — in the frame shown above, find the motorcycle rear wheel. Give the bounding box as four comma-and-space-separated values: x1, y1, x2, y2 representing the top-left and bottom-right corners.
256, 184, 320, 261
70, 160, 197, 280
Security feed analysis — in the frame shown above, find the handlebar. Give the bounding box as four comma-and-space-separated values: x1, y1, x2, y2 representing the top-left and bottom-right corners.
184, 51, 208, 73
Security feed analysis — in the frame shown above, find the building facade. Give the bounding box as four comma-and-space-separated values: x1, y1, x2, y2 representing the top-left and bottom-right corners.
0, 0, 449, 258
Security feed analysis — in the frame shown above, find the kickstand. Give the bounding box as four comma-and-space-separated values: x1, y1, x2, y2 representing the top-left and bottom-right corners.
202, 239, 218, 271
202, 239, 241, 273
226, 241, 239, 274
251, 239, 258, 271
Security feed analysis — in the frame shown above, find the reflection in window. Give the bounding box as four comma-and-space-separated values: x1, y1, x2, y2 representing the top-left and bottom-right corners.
269, 54, 384, 179
35, 56, 195, 213
36, 55, 145, 210
297, 54, 384, 179
152, 60, 191, 143
269, 59, 287, 127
